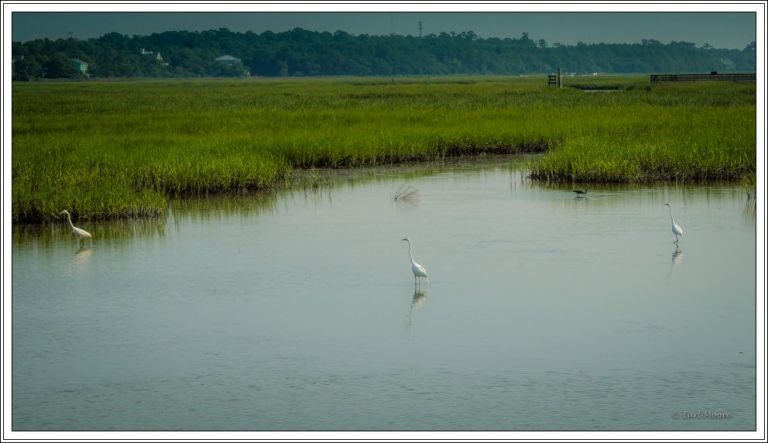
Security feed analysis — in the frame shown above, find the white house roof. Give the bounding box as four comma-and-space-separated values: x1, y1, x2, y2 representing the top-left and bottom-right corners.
215, 55, 241, 62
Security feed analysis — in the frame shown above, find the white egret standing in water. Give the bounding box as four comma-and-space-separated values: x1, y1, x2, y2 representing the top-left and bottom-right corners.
59, 210, 92, 240
664, 203, 683, 244
401, 237, 429, 285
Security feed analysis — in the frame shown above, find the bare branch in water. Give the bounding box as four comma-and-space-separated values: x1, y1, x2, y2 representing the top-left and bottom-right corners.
393, 183, 420, 206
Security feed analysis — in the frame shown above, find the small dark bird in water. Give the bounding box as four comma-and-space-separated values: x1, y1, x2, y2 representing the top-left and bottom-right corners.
573, 189, 588, 197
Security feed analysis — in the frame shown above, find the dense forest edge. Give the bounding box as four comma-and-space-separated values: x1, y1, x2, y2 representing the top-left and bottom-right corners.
12, 27, 757, 80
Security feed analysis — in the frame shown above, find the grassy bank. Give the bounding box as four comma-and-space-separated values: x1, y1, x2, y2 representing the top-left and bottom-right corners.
12, 76, 755, 222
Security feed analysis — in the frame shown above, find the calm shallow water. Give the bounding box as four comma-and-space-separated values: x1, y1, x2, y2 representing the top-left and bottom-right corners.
12, 157, 756, 431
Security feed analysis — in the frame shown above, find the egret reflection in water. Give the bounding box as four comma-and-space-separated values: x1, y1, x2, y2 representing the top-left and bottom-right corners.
666, 244, 684, 285
408, 286, 429, 333
72, 244, 92, 266
672, 245, 683, 264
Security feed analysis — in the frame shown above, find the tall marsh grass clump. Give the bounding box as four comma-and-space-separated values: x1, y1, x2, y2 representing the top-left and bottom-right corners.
530, 81, 755, 183
12, 76, 755, 222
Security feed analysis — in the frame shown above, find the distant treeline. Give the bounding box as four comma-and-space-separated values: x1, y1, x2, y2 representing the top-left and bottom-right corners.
11, 27, 757, 80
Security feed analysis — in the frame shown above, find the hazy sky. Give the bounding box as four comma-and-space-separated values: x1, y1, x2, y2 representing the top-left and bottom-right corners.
11, 10, 757, 49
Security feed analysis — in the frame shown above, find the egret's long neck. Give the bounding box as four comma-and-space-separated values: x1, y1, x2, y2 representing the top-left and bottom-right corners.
668, 206, 675, 223
65, 213, 75, 230
407, 241, 416, 264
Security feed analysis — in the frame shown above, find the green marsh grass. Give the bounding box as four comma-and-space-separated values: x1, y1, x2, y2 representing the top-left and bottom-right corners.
12, 76, 755, 222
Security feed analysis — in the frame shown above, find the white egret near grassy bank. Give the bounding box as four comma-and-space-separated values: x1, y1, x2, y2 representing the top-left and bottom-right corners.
664, 203, 683, 244
59, 210, 92, 240
402, 237, 429, 285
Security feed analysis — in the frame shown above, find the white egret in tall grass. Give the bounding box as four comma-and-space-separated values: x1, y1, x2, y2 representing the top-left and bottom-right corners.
401, 237, 429, 285
664, 203, 683, 244
59, 210, 92, 240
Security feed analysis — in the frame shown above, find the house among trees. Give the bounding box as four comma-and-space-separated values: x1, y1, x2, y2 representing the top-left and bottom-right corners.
70, 58, 89, 76
10, 28, 757, 80
141, 48, 169, 66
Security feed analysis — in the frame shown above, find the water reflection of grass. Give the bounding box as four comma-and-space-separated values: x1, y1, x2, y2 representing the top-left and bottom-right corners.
522, 175, 754, 201
13, 156, 753, 245
743, 200, 756, 221
169, 192, 278, 221
519, 175, 755, 219
12, 77, 754, 222
169, 154, 525, 217
13, 216, 168, 247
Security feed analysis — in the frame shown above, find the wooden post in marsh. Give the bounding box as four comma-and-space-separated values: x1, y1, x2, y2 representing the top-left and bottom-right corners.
549, 67, 563, 88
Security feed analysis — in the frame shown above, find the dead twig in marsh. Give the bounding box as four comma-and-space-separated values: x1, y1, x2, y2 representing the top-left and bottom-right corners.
393, 183, 420, 207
